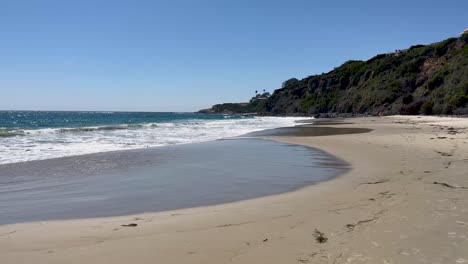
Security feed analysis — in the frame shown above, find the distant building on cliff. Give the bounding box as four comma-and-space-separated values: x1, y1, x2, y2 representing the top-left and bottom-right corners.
461, 29, 468, 35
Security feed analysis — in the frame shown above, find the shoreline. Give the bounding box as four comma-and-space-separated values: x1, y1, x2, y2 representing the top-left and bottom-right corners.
0, 137, 348, 225
0, 114, 307, 165
1, 116, 468, 263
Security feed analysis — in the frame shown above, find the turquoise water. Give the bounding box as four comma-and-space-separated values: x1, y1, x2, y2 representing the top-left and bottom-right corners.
0, 111, 308, 164
0, 111, 232, 131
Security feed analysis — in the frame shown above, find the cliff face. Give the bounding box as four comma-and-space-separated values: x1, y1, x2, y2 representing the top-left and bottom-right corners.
200, 34, 468, 116
263, 35, 467, 116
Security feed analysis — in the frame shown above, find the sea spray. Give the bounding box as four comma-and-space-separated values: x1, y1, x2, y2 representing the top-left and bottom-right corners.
0, 111, 310, 164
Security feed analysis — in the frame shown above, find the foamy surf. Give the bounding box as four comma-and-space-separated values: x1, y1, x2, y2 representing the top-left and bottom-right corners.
0, 115, 310, 164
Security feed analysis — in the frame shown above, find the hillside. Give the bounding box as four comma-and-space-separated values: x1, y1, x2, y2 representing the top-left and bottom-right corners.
198, 103, 256, 114
201, 34, 468, 116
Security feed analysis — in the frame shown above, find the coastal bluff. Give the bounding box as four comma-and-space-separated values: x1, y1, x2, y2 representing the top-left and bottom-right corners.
200, 34, 468, 116
198, 102, 256, 114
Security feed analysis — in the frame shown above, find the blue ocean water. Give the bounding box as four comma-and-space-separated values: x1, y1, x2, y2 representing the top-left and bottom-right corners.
0, 111, 307, 164
0, 111, 231, 131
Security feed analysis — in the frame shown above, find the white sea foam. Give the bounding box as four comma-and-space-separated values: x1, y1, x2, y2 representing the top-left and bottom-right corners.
0, 116, 311, 165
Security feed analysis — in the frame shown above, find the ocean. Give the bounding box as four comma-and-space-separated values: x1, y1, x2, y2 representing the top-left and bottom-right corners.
0, 111, 308, 164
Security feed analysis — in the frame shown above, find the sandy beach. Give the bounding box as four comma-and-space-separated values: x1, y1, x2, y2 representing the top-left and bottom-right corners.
1, 116, 468, 264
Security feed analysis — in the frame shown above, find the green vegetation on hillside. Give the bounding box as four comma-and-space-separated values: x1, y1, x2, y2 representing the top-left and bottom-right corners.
201, 34, 468, 116
199, 91, 271, 114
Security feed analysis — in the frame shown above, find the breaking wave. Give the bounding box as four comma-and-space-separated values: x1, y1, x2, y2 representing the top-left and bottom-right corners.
0, 116, 310, 164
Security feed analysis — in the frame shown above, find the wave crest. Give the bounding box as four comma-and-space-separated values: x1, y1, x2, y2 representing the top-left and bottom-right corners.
58, 125, 139, 133
0, 117, 311, 164
0, 129, 25, 138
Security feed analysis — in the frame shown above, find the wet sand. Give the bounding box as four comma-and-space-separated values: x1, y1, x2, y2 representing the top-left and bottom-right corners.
1, 116, 468, 264
0, 139, 347, 225
245, 126, 371, 137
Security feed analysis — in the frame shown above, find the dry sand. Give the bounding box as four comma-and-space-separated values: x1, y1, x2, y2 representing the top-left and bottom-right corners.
1, 116, 468, 264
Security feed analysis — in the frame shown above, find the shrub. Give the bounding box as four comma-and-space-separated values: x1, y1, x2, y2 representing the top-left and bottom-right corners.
442, 104, 454, 114
400, 100, 424, 115
449, 91, 468, 107
409, 44, 425, 51
427, 76, 444, 90
367, 54, 387, 63
421, 101, 433, 114
434, 38, 457, 56
299, 95, 315, 112
402, 94, 413, 104
282, 78, 299, 88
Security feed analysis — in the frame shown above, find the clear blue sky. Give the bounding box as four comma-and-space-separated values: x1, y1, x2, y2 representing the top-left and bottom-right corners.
1, 0, 466, 112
